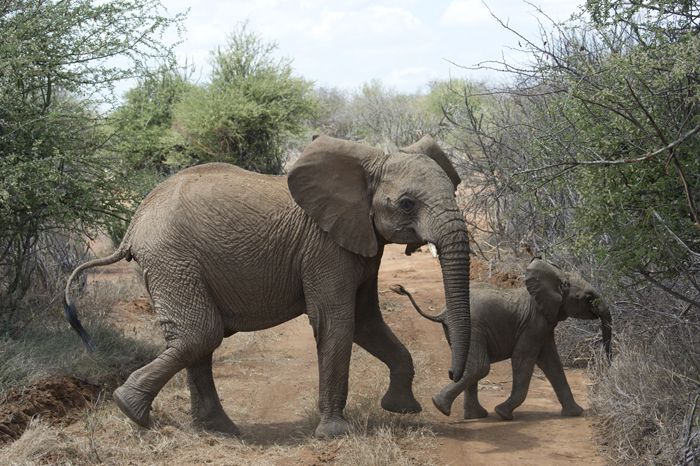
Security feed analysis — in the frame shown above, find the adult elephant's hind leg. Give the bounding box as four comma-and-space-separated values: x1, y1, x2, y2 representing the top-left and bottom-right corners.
188, 352, 239, 435
113, 279, 224, 429
354, 278, 421, 414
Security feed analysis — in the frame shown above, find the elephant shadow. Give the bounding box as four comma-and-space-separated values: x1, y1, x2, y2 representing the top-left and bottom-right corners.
232, 410, 568, 448
431, 410, 571, 454
236, 420, 316, 446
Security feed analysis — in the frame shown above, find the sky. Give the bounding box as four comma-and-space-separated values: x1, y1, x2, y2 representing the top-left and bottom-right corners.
155, 0, 585, 94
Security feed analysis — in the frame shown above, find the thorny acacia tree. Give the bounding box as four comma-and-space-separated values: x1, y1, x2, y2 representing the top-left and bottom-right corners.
0, 0, 184, 302
446, 0, 699, 308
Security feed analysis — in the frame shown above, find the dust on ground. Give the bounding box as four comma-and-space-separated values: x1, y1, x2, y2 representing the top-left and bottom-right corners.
1, 244, 603, 465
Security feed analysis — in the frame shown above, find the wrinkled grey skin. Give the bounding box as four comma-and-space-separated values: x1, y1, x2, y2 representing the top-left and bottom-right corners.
393, 258, 612, 421
64, 135, 471, 438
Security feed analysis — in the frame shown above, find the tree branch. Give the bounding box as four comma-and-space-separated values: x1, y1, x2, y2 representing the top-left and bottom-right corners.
513, 124, 700, 176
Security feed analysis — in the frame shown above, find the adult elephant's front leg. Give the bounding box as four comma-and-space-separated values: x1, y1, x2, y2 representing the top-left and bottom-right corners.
312, 314, 354, 437
305, 279, 356, 438
354, 278, 421, 414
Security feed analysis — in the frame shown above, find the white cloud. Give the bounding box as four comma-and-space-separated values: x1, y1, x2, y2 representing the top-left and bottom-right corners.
384, 66, 438, 92
440, 0, 492, 26
306, 5, 424, 42
116, 0, 587, 98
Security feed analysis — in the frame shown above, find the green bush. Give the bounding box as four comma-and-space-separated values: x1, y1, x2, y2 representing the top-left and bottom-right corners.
0, 0, 183, 303
173, 24, 318, 174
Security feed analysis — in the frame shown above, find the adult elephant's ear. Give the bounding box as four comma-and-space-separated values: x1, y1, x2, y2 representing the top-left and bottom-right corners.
288, 135, 381, 257
401, 135, 461, 190
525, 258, 568, 323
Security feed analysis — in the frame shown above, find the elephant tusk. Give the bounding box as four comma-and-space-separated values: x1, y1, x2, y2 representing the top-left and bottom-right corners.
428, 242, 438, 258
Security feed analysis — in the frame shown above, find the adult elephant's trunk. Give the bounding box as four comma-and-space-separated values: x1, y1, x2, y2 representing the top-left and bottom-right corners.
598, 303, 613, 362
435, 219, 471, 381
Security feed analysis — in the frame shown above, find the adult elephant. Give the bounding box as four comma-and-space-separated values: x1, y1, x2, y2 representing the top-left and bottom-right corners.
64, 135, 471, 438
393, 258, 612, 421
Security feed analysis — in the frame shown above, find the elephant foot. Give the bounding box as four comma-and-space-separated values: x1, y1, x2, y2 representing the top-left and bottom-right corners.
314, 417, 351, 438
431, 393, 453, 417
463, 405, 488, 419
561, 404, 584, 417
196, 417, 240, 436
494, 402, 514, 421
113, 384, 154, 427
381, 389, 422, 414
194, 412, 240, 436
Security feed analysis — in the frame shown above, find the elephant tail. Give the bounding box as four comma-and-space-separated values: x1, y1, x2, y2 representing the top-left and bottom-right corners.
63, 245, 131, 351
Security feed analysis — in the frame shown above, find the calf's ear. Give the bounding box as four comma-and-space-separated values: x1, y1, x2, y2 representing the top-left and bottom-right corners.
525, 258, 568, 323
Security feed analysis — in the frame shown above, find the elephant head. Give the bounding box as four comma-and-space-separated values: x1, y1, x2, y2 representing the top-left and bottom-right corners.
525, 258, 613, 360
288, 135, 470, 381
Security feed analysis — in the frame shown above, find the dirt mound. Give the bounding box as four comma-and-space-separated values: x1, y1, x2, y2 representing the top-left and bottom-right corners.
0, 376, 100, 445
488, 270, 523, 288
470, 258, 524, 288
122, 296, 153, 314
470, 257, 488, 281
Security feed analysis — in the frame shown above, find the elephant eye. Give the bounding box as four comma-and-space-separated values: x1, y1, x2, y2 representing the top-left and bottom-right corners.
398, 197, 416, 212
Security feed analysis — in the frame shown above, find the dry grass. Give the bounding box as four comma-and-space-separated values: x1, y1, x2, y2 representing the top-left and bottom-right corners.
589, 325, 700, 465
0, 370, 436, 466
0, 291, 158, 395
0, 311, 437, 465
555, 319, 602, 368
0, 419, 65, 465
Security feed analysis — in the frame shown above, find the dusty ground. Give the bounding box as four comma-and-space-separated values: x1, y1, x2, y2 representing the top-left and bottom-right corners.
0, 244, 603, 465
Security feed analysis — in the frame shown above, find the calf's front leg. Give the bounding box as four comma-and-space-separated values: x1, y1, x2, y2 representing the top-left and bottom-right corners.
495, 337, 538, 420
537, 334, 583, 417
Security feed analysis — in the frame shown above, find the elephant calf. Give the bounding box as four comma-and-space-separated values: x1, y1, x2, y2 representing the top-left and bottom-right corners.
393, 258, 612, 421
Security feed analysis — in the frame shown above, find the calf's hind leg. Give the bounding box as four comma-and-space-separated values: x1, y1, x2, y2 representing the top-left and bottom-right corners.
433, 342, 489, 417
463, 381, 488, 419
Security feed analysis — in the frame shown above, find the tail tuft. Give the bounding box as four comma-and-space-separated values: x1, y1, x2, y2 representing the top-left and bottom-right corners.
63, 298, 95, 352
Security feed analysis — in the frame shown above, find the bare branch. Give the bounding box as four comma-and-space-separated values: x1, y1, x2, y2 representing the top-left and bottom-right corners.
652, 211, 700, 259
513, 124, 700, 176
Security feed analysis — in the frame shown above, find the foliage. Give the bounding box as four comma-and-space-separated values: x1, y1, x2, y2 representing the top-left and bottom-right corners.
589, 309, 700, 464
445, 0, 699, 299
311, 79, 469, 151
0, 0, 184, 303
348, 80, 442, 148
109, 67, 195, 174
311, 86, 356, 141
173, 24, 317, 174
